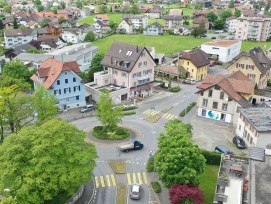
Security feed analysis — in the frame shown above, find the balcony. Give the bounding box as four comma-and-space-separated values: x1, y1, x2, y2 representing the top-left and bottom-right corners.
138, 75, 150, 81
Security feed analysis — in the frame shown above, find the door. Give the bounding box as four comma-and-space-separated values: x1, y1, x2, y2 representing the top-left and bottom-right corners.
220, 113, 226, 121
201, 74, 203, 80
63, 104, 67, 110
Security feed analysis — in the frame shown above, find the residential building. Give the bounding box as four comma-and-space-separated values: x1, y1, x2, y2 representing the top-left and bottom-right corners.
168, 9, 183, 16
155, 65, 181, 81
122, 15, 148, 29
236, 107, 271, 148
93, 20, 111, 34
93, 14, 109, 24
163, 15, 183, 30
61, 28, 87, 44
196, 71, 254, 125
179, 49, 209, 81
145, 9, 162, 19
4, 29, 37, 48
37, 35, 66, 51
30, 58, 86, 111
228, 47, 271, 89
235, 16, 271, 41
16, 42, 99, 72
201, 40, 242, 63
4, 43, 37, 60
251, 89, 271, 105
143, 22, 163, 36
85, 42, 156, 104
225, 16, 238, 33
117, 19, 133, 34
192, 16, 209, 30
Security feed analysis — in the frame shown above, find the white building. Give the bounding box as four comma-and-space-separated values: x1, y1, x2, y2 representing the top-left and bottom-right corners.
4, 29, 37, 48
225, 16, 238, 33
236, 108, 271, 148
200, 40, 242, 63
122, 15, 148, 29
61, 28, 87, 44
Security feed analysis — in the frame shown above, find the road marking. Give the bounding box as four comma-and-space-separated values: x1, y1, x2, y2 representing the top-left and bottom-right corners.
111, 174, 116, 186
169, 115, 175, 120
143, 172, 148, 184
162, 113, 168, 118
137, 172, 142, 184
100, 176, 105, 188
133, 173, 137, 183
127, 173, 131, 185
95, 176, 99, 188
106, 175, 111, 187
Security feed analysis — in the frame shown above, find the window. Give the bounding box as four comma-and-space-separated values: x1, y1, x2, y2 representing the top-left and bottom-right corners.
202, 99, 208, 107
208, 90, 213, 97
201, 109, 206, 116
134, 82, 137, 87
76, 96, 79, 100
187, 62, 189, 65
122, 82, 125, 87
192, 69, 194, 72
141, 52, 145, 57
246, 65, 254, 70
57, 80, 60, 85
54, 90, 59, 95
200, 92, 203, 96
122, 72, 127, 77
222, 103, 228, 111
228, 97, 232, 101
139, 62, 142, 67
73, 77, 76, 82
248, 74, 255, 78
143, 61, 147, 66
239, 125, 241, 130
215, 85, 220, 90
65, 71, 68, 75
66, 98, 70, 102
74, 86, 80, 92
220, 113, 226, 121
220, 92, 224, 100
212, 102, 218, 109
65, 79, 68, 83
113, 70, 118, 75
64, 88, 69, 94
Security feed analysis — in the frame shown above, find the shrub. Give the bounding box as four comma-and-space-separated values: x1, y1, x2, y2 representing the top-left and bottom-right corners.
151, 181, 161, 193
179, 102, 196, 117
267, 80, 271, 87
122, 111, 136, 115
92, 126, 130, 140
201, 150, 221, 165
169, 86, 181, 92
211, 37, 216, 39
146, 156, 155, 172
122, 106, 137, 111
216, 61, 223, 65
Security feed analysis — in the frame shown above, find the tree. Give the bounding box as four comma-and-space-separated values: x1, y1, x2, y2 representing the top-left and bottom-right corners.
234, 9, 241, 17
13, 18, 18, 29
228, 0, 234, 8
60, 1, 66, 9
0, 19, 4, 30
96, 92, 123, 132
99, 5, 108, 14
220, 10, 232, 22
0, 119, 97, 203
40, 17, 50, 27
52, 7, 57, 14
31, 86, 58, 123
130, 4, 139, 14
169, 184, 203, 204
265, 2, 270, 13
198, 22, 207, 35
37, 5, 44, 12
3, 5, 11, 13
191, 27, 200, 38
109, 21, 118, 33
84, 31, 96, 42
184, 20, 190, 26
205, 12, 217, 22
87, 53, 104, 81
213, 19, 225, 30
155, 120, 206, 187
194, 2, 203, 10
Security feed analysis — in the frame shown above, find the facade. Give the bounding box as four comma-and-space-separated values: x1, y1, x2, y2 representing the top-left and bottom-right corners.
145, 9, 162, 19
236, 108, 271, 148
93, 20, 111, 34
61, 28, 87, 44
201, 40, 242, 63
225, 16, 238, 33
179, 49, 209, 81
196, 71, 254, 125
37, 35, 66, 51
4, 29, 37, 48
163, 15, 183, 30
30, 58, 86, 111
235, 17, 271, 41
122, 15, 148, 29
117, 19, 133, 34
93, 14, 109, 24
143, 22, 163, 36
228, 47, 271, 89
192, 16, 209, 30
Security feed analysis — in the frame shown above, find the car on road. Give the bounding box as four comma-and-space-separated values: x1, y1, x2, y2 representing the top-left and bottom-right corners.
119, 138, 144, 152
80, 104, 95, 113
233, 136, 246, 149
214, 145, 234, 154
184, 78, 196, 85
130, 184, 142, 200
201, 34, 207, 37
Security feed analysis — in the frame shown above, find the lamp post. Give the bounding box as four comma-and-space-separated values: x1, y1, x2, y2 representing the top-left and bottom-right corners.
152, 131, 157, 180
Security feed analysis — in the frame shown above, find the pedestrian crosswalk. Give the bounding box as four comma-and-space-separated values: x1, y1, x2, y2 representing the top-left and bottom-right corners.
143, 109, 177, 120
143, 110, 160, 115
162, 113, 178, 120
94, 172, 148, 188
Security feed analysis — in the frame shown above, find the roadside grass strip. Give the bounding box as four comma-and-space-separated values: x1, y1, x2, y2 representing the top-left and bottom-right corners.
108, 161, 126, 174
144, 115, 161, 123
116, 184, 127, 204
162, 106, 173, 113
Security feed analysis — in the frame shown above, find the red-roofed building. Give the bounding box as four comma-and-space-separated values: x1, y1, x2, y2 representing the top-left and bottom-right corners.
196, 71, 255, 125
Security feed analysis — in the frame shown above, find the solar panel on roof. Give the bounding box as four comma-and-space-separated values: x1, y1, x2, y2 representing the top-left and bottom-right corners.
248, 147, 265, 162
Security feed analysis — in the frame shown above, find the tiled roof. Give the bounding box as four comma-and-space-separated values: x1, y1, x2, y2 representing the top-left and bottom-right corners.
156, 65, 179, 75
31, 58, 80, 89
5, 29, 36, 37
180, 49, 209, 68
95, 14, 109, 21
193, 16, 209, 24
168, 9, 183, 16
37, 35, 61, 48
197, 71, 254, 108
148, 22, 163, 29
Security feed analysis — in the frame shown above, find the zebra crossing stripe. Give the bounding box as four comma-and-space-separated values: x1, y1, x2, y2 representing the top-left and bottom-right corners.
106, 175, 111, 187
169, 115, 175, 120
137, 172, 142, 184
111, 174, 116, 186
100, 176, 105, 188
133, 173, 137, 184
143, 172, 148, 184
127, 173, 131, 185
95, 176, 99, 188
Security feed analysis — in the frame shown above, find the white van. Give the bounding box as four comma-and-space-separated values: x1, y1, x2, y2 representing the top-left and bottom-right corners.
215, 30, 224, 34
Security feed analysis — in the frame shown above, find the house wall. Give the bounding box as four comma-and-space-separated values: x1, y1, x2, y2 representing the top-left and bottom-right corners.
128, 17, 148, 29
226, 19, 237, 33
5, 33, 37, 48
61, 31, 80, 44
94, 71, 112, 86
143, 25, 162, 36
180, 59, 208, 81
118, 20, 133, 34
148, 13, 160, 19
164, 19, 183, 30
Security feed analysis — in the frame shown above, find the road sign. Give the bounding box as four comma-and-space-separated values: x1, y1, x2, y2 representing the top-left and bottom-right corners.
150, 106, 155, 110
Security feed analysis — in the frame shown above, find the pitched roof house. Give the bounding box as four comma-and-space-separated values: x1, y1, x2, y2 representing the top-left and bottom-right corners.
37, 35, 66, 51
193, 16, 209, 30
117, 19, 133, 34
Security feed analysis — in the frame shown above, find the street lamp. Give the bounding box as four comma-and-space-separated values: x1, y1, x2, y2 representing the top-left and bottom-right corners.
152, 131, 157, 180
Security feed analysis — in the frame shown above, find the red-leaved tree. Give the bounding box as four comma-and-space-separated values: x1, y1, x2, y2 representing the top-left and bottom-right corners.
169, 184, 203, 204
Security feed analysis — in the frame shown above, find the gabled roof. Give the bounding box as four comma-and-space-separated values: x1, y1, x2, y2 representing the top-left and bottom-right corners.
95, 14, 109, 21
196, 71, 255, 108
193, 16, 209, 24
5, 29, 36, 37
180, 49, 209, 68
148, 22, 163, 29
31, 58, 80, 89
95, 20, 108, 27
232, 47, 271, 75
123, 19, 132, 26
226, 16, 237, 21
37, 35, 63, 48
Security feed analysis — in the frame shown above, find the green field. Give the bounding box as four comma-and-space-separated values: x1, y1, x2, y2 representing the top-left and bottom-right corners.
80, 13, 123, 25
241, 41, 269, 52
182, 7, 193, 16
199, 165, 219, 204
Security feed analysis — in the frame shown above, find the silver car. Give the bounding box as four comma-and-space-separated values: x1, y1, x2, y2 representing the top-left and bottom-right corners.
80, 104, 95, 113
130, 184, 142, 200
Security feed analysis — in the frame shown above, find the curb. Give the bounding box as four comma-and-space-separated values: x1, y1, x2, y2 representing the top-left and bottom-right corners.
87, 176, 96, 204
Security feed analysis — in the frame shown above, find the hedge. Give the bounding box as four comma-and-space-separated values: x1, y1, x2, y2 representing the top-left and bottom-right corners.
169, 86, 181, 92
122, 106, 137, 111
179, 102, 196, 117
146, 156, 155, 172
151, 181, 161, 193
201, 150, 221, 165
122, 111, 136, 115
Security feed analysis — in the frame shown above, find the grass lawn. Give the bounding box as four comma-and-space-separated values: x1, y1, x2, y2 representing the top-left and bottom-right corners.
80, 13, 123, 25
93, 35, 209, 55
241, 41, 269, 52
148, 18, 165, 26
92, 126, 130, 140
117, 184, 127, 204
182, 7, 193, 16
108, 161, 126, 174
199, 165, 219, 204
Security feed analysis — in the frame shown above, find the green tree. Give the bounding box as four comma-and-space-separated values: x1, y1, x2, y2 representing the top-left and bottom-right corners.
58, 16, 65, 23
130, 4, 139, 14
40, 17, 50, 27
60, 1, 66, 9
52, 7, 57, 14
198, 22, 207, 35
191, 27, 200, 38
220, 10, 232, 22
234, 9, 241, 17
0, 118, 97, 203
87, 53, 104, 81
96, 92, 123, 132
213, 19, 225, 30
183, 20, 190, 26
13, 18, 18, 29
31, 86, 58, 123
205, 12, 218, 22
37, 5, 44, 11
228, 0, 234, 8
99, 5, 108, 14
194, 2, 203, 10
34, 0, 41, 5
0, 19, 4, 30
3, 5, 11, 13
109, 21, 118, 33
155, 120, 206, 187
27, 48, 45, 54
265, 2, 270, 13
84, 31, 96, 42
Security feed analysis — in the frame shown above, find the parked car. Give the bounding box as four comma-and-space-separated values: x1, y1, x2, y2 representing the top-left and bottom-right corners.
184, 78, 196, 85
214, 145, 234, 154
233, 136, 246, 149
130, 184, 142, 200
80, 104, 95, 113
201, 34, 207, 37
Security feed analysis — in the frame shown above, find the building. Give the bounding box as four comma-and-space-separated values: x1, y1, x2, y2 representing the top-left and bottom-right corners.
122, 15, 148, 29
155, 65, 181, 81
4, 43, 37, 60
168, 9, 183, 16
227, 47, 271, 89
37, 35, 66, 51
4, 29, 37, 48
85, 42, 156, 104
117, 19, 133, 34
143, 22, 163, 36
16, 43, 99, 72
196, 71, 254, 125
225, 16, 238, 33
61, 28, 87, 44
179, 49, 209, 81
145, 9, 162, 19
200, 40, 242, 63
93, 14, 109, 24
235, 16, 271, 41
93, 20, 111, 34
30, 58, 86, 111
192, 16, 209, 30
163, 15, 183, 30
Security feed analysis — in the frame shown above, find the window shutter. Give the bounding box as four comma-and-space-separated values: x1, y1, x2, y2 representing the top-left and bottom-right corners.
74, 87, 76, 92
69, 88, 71, 93
246, 65, 248, 69
64, 89, 66, 94
236, 63, 238, 68
79, 86, 81, 91
59, 89, 61, 95
252, 65, 254, 70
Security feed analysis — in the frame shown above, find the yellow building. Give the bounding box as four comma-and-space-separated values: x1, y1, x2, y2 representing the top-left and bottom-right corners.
179, 49, 209, 81
228, 47, 271, 89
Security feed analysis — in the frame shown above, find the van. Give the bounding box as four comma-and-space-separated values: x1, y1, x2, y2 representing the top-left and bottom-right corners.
215, 30, 224, 34
184, 78, 196, 85
214, 145, 233, 154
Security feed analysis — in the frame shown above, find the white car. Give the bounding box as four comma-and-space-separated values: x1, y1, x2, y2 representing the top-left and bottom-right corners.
80, 104, 95, 113
184, 78, 196, 85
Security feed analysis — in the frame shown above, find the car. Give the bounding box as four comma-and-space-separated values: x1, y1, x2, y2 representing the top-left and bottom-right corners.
201, 34, 207, 37
130, 184, 142, 200
80, 104, 95, 113
214, 145, 234, 154
233, 136, 246, 149
184, 78, 196, 85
